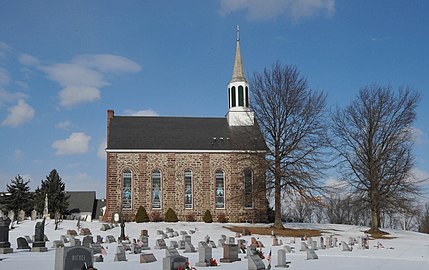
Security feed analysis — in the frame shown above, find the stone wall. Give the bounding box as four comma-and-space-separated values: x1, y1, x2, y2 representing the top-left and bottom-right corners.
104, 151, 267, 223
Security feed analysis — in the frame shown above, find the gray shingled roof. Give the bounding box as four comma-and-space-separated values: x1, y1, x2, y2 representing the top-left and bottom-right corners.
107, 116, 267, 151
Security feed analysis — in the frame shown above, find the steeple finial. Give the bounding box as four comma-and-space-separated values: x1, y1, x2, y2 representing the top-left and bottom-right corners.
236, 25, 240, 41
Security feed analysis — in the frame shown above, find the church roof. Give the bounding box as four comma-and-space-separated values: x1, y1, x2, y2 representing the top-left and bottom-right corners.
107, 116, 267, 152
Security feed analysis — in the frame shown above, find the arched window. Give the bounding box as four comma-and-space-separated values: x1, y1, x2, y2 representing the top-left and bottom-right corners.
152, 169, 162, 209
238, 85, 244, 106
215, 170, 225, 208
231, 86, 236, 107
244, 170, 253, 208
228, 88, 231, 109
245, 86, 249, 107
122, 169, 132, 209
184, 170, 193, 209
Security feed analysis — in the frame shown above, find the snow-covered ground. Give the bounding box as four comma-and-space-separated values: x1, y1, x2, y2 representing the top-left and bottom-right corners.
2, 219, 429, 269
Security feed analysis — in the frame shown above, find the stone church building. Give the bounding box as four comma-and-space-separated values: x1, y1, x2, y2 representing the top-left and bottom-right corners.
104, 32, 268, 223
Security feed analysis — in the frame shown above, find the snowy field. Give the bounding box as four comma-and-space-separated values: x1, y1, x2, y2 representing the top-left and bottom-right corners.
2, 219, 429, 269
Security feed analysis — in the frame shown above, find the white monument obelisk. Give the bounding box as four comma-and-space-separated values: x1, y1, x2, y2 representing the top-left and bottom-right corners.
43, 194, 50, 219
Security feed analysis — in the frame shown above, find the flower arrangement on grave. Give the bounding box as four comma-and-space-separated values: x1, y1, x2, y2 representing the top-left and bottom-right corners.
178, 262, 197, 270
210, 258, 218, 266
255, 248, 265, 259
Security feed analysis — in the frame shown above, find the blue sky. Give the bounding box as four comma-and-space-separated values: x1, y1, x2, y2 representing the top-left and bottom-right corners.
0, 0, 428, 199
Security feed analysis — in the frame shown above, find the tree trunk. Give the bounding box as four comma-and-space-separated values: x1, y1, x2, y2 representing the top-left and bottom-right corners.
370, 188, 380, 233
273, 157, 284, 229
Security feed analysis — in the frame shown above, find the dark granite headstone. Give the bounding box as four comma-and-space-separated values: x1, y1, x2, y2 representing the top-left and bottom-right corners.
169, 240, 179, 249
105, 235, 116, 243
17, 237, 30, 250
32, 218, 47, 252
0, 217, 13, 254
178, 240, 186, 250
55, 245, 93, 270
82, 236, 94, 248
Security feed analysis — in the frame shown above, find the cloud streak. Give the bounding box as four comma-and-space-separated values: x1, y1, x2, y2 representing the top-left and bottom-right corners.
219, 0, 335, 21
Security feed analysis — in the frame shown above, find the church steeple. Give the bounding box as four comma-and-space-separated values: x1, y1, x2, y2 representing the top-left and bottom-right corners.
226, 26, 254, 126
231, 26, 246, 83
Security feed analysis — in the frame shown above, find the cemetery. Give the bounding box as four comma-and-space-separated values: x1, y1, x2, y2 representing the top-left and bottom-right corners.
0, 215, 428, 269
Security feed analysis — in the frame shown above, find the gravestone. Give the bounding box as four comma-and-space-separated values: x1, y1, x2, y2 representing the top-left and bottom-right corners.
310, 240, 318, 250
141, 229, 149, 237
342, 241, 352, 251
300, 242, 308, 251
166, 228, 174, 233
238, 239, 246, 252
318, 237, 325, 249
163, 248, 189, 270
18, 210, 25, 222
96, 235, 103, 244
52, 240, 65, 248
209, 240, 217, 248
306, 248, 318, 260
178, 240, 186, 250
275, 249, 290, 268
114, 245, 127, 261
94, 254, 103, 262
228, 236, 235, 244
69, 238, 81, 246
105, 235, 116, 243
189, 230, 196, 234
32, 218, 47, 252
80, 228, 92, 236
162, 233, 169, 239
284, 245, 294, 253
248, 254, 266, 270
100, 224, 110, 231
221, 235, 227, 241
67, 229, 78, 237
55, 245, 93, 270
184, 241, 196, 253
195, 241, 212, 267
17, 237, 31, 250
183, 235, 191, 243
131, 242, 142, 254
220, 244, 241, 263
60, 235, 69, 243
180, 231, 187, 236
7, 210, 14, 225
0, 217, 13, 254
154, 238, 168, 249
139, 236, 150, 250
218, 238, 225, 248
272, 237, 280, 246
173, 231, 179, 237
140, 253, 157, 263
30, 210, 37, 221
82, 236, 94, 248
91, 243, 102, 254
204, 235, 210, 243
170, 240, 179, 249
306, 237, 312, 246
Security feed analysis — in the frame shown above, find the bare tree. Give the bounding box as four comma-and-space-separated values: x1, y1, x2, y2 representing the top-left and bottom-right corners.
418, 203, 429, 234
329, 85, 421, 233
250, 62, 328, 229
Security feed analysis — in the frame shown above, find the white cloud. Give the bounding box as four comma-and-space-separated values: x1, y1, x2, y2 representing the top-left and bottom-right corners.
73, 54, 141, 73
410, 127, 427, 145
0, 68, 10, 86
219, 0, 335, 21
56, 120, 72, 130
52, 132, 91, 155
19, 53, 41, 66
2, 99, 35, 127
97, 138, 107, 160
0, 89, 27, 105
124, 108, 159, 116
41, 63, 108, 88
59, 86, 101, 107
38, 54, 141, 107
